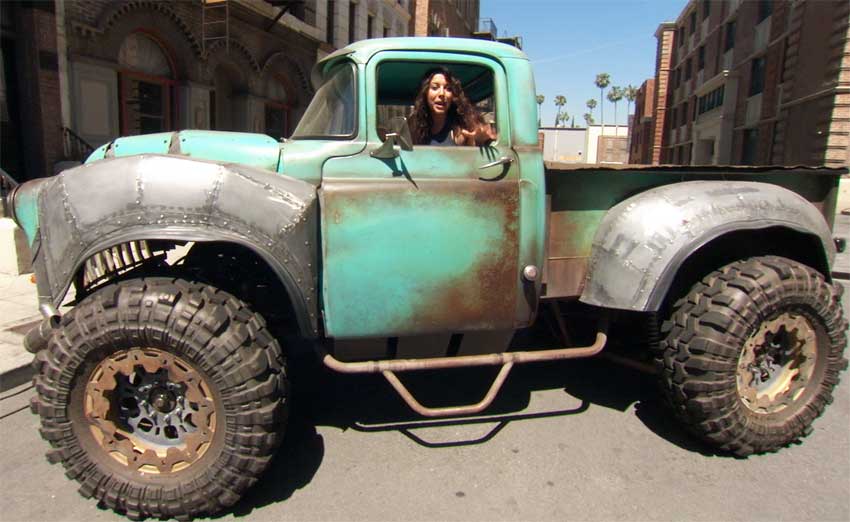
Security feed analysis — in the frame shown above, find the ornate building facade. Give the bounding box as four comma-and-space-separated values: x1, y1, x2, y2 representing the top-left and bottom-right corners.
1, 0, 411, 182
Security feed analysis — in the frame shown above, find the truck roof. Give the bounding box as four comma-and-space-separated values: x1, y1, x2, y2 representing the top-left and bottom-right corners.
313, 37, 528, 86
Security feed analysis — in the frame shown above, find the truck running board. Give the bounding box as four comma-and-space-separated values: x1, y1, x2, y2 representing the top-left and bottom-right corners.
318, 327, 608, 418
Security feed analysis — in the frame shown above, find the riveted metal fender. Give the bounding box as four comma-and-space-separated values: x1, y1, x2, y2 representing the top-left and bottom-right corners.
31, 154, 319, 336
579, 180, 835, 312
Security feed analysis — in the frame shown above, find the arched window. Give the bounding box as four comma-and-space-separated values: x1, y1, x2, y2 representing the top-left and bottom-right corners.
118, 32, 175, 135
211, 62, 246, 131
264, 74, 292, 140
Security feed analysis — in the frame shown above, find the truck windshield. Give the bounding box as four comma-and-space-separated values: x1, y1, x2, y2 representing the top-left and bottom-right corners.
291, 63, 356, 139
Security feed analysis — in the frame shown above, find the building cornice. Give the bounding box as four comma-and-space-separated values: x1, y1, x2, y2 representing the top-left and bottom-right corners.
654, 22, 676, 39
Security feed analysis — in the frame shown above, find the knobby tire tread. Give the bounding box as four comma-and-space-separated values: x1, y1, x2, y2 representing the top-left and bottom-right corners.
29, 277, 288, 520
656, 256, 848, 456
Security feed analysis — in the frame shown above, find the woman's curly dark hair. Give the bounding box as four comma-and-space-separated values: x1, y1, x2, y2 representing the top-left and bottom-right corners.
408, 67, 483, 145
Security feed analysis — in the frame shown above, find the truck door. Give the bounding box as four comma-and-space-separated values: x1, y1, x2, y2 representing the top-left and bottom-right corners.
319, 52, 523, 339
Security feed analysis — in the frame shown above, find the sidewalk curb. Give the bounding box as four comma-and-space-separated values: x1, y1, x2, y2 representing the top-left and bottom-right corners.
0, 315, 40, 393
0, 362, 34, 393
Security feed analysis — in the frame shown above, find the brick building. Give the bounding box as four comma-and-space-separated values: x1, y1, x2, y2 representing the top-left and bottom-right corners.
628, 78, 656, 164
0, 0, 411, 182
631, 22, 675, 165
409, 0, 479, 38
630, 0, 850, 167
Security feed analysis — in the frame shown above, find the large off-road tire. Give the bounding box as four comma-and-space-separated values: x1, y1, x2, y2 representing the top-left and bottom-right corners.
658, 256, 848, 456
30, 278, 288, 519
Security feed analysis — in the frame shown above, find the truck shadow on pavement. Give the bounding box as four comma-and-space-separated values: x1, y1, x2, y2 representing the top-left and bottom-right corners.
231, 341, 720, 516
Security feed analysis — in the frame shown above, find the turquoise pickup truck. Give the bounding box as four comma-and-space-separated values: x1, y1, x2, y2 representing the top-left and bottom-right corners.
1, 38, 847, 519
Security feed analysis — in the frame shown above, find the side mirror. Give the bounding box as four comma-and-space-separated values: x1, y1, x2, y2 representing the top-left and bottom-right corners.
371, 116, 413, 159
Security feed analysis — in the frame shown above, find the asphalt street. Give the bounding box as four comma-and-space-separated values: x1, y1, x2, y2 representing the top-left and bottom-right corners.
1, 286, 848, 522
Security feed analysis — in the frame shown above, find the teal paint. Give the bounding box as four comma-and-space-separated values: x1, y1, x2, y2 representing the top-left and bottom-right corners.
110, 132, 172, 157
321, 181, 517, 338
85, 131, 282, 172
87, 142, 109, 162
505, 57, 541, 146
318, 47, 534, 338
177, 131, 281, 171
13, 178, 48, 246
314, 37, 528, 86
516, 152, 547, 313
279, 139, 365, 186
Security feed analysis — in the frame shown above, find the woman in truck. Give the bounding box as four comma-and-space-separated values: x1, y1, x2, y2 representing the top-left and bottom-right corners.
408, 67, 496, 146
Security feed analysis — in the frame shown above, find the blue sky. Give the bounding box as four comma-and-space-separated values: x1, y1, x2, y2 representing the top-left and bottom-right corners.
481, 0, 686, 127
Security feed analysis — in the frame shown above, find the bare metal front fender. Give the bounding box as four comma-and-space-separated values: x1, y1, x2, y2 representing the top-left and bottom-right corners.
33, 154, 319, 336
580, 180, 835, 312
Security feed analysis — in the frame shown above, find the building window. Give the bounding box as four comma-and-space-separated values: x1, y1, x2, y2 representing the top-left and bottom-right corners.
741, 128, 759, 165
698, 85, 725, 115
689, 10, 696, 34
367, 13, 374, 38
264, 74, 291, 140
682, 102, 688, 124
698, 45, 705, 70
117, 32, 175, 135
265, 104, 289, 141
757, 0, 773, 23
702, 0, 710, 19
348, 1, 357, 43
678, 27, 684, 46
211, 62, 247, 131
383, 25, 389, 37
685, 58, 692, 80
724, 21, 736, 52
327, 0, 335, 44
749, 56, 765, 96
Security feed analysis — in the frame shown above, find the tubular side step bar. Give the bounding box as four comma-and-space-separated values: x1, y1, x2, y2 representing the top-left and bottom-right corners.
318, 326, 608, 418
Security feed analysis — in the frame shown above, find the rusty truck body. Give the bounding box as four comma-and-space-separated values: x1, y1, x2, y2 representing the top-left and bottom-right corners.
0, 38, 846, 520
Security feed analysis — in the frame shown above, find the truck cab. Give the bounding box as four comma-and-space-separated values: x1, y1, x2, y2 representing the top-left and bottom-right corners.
308, 39, 545, 342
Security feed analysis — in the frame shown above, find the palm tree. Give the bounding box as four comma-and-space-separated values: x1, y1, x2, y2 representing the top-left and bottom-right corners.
624, 85, 638, 127
583, 113, 595, 126
536, 94, 545, 127
586, 99, 597, 122
554, 95, 566, 126
607, 86, 624, 131
558, 111, 570, 128
594, 73, 610, 131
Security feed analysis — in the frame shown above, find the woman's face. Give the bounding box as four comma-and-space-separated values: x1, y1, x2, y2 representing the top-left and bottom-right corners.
427, 73, 454, 116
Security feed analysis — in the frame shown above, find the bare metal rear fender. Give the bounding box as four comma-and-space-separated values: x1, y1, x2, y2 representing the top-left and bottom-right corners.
34, 154, 319, 336
580, 180, 835, 312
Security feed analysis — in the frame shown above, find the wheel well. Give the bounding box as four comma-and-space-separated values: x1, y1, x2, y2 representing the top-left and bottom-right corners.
659, 226, 830, 315
179, 241, 302, 338
72, 240, 303, 339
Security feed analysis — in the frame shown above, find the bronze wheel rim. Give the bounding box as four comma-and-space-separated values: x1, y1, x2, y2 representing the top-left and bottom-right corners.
737, 312, 817, 414
84, 348, 216, 474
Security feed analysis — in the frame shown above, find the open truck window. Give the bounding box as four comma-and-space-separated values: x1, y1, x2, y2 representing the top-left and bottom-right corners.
375, 61, 496, 145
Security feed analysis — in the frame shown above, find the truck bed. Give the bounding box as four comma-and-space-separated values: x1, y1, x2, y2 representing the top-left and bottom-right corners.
542, 163, 846, 300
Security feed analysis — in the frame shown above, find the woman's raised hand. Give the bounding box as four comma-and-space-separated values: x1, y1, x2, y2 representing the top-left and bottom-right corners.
459, 123, 497, 146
